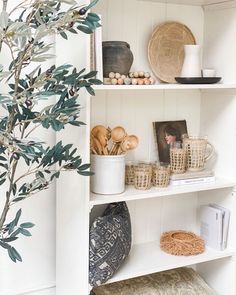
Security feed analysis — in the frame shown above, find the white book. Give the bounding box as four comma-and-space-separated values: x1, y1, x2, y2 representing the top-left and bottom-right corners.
170, 169, 214, 181
94, 14, 103, 81
170, 176, 215, 186
209, 203, 230, 250
200, 205, 223, 250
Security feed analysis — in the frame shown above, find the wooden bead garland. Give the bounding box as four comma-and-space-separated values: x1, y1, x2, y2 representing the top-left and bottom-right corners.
104, 71, 155, 85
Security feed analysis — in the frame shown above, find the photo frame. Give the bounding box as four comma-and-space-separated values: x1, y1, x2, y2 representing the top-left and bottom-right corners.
153, 120, 188, 163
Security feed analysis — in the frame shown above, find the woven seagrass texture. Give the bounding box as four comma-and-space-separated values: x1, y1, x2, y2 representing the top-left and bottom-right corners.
170, 148, 187, 173
183, 138, 208, 171
125, 162, 135, 185
160, 230, 205, 256
134, 165, 152, 190
152, 166, 170, 187
148, 21, 196, 83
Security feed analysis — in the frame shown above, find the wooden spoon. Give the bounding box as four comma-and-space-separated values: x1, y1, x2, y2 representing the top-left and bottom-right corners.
91, 125, 111, 139
118, 135, 139, 154
96, 131, 109, 155
90, 140, 98, 154
90, 135, 103, 155
109, 126, 127, 155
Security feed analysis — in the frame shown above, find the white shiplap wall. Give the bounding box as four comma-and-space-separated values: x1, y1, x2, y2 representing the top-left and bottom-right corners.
92, 0, 204, 246
92, 90, 201, 162
97, 0, 204, 75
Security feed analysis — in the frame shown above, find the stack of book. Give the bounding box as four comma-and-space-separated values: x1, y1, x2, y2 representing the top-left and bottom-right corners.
170, 170, 215, 186
200, 204, 230, 250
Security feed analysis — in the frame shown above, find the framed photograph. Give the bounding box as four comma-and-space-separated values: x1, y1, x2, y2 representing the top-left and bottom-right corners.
153, 120, 188, 163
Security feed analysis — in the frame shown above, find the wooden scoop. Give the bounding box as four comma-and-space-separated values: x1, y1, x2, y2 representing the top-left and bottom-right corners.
91, 125, 111, 139
118, 135, 139, 154
109, 126, 127, 155
90, 135, 103, 155
96, 131, 109, 155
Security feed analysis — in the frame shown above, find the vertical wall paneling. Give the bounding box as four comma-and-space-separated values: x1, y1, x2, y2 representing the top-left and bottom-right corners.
161, 194, 198, 233
92, 89, 201, 162
200, 91, 236, 176
91, 93, 107, 127
56, 0, 91, 293
95, 1, 204, 75
203, 7, 236, 83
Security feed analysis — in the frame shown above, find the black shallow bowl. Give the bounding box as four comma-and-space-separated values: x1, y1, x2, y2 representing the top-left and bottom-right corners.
175, 77, 222, 84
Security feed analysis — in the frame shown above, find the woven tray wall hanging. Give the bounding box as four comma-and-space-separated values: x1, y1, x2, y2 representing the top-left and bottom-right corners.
148, 21, 196, 83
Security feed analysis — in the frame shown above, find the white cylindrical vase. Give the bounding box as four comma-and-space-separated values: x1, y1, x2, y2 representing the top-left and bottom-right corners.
181, 45, 201, 77
90, 154, 126, 195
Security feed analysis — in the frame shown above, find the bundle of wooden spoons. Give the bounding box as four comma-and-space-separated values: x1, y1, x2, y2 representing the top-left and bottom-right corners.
90, 125, 139, 155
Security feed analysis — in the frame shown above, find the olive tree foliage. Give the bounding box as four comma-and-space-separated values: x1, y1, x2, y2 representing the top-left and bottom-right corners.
0, 0, 101, 262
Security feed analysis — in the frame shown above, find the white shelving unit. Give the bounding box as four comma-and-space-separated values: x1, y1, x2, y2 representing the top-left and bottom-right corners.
94, 84, 236, 90
106, 242, 235, 284
90, 178, 236, 206
56, 0, 236, 295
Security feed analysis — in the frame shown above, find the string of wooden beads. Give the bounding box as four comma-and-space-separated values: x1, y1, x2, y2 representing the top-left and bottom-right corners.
104, 71, 156, 85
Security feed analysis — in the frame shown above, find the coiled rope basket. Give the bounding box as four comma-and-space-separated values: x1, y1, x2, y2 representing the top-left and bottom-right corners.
160, 230, 205, 256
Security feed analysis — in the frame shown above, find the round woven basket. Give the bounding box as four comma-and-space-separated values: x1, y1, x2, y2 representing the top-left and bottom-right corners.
160, 230, 205, 256
148, 21, 196, 83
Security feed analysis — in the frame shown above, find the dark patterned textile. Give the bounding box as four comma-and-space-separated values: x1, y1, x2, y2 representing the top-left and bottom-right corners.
89, 202, 132, 287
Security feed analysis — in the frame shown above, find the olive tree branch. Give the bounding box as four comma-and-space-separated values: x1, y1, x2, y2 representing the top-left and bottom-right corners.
8, 0, 31, 16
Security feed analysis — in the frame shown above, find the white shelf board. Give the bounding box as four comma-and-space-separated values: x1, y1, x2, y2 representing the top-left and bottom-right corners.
90, 178, 236, 206
138, 0, 233, 7
105, 241, 235, 285
94, 84, 236, 91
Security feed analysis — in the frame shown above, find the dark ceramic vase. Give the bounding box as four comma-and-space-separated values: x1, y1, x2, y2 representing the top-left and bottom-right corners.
102, 41, 134, 77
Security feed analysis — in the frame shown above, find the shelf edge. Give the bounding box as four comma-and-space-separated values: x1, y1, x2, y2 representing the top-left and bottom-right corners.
93, 84, 236, 91
90, 179, 236, 206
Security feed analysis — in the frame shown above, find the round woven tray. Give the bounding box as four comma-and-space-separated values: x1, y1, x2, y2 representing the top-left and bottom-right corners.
148, 21, 196, 83
160, 230, 205, 256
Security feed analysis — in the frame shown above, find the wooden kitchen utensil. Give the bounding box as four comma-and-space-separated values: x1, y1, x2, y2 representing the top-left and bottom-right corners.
109, 126, 127, 155
118, 135, 139, 154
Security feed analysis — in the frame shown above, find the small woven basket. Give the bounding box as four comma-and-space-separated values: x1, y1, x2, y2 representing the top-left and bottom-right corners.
134, 165, 152, 190
170, 148, 186, 174
152, 165, 170, 187
160, 230, 205, 256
